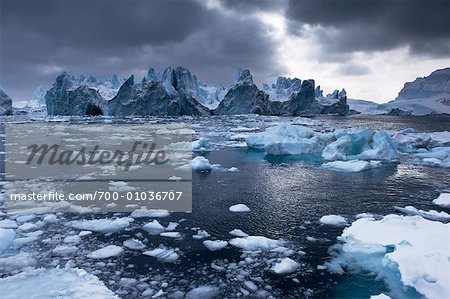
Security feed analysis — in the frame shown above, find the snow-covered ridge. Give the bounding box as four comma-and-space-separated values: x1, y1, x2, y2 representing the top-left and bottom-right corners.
381, 67, 450, 115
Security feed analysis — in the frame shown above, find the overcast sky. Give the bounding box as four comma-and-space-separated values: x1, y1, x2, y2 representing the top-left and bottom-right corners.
1, 0, 450, 103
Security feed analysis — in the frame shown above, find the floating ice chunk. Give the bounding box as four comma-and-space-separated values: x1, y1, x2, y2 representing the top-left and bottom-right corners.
109, 181, 137, 192
229, 204, 250, 212
0, 219, 18, 229
392, 131, 431, 152
192, 138, 213, 152
78, 230, 92, 237
130, 208, 170, 218
123, 238, 146, 250
64, 235, 81, 244
203, 240, 228, 251
0, 228, 15, 254
244, 280, 258, 291
246, 124, 315, 150
415, 147, 450, 168
433, 193, 450, 208
0, 267, 119, 299
323, 129, 399, 162
87, 245, 123, 259
191, 156, 213, 171
228, 167, 239, 172
18, 223, 38, 232
229, 229, 249, 237
356, 212, 376, 219
143, 248, 179, 263
370, 294, 391, 299
429, 131, 450, 147
192, 229, 210, 240
52, 245, 78, 256
160, 232, 181, 238
43, 214, 58, 223
70, 217, 132, 233
394, 206, 450, 222
319, 215, 348, 226
229, 236, 284, 251
142, 220, 166, 235
327, 215, 450, 299
168, 175, 182, 181
323, 160, 381, 172
271, 258, 300, 275
185, 285, 219, 299
176, 156, 213, 171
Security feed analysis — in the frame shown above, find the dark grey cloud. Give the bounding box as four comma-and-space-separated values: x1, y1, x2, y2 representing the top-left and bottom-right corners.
0, 0, 283, 101
286, 0, 450, 58
337, 64, 372, 76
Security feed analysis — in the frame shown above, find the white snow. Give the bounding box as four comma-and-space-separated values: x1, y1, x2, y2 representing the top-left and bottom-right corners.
433, 193, 450, 208
319, 215, 348, 226
52, 245, 78, 256
143, 248, 179, 263
229, 236, 284, 251
229, 204, 251, 213
271, 258, 300, 275
87, 245, 124, 259
0, 267, 119, 299
327, 215, 450, 299
203, 240, 228, 251
70, 217, 132, 233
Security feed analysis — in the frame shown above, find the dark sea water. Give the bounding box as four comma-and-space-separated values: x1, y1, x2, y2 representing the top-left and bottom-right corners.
1, 114, 449, 298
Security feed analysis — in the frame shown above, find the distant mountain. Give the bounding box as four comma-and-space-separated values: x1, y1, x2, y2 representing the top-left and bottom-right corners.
381, 68, 450, 115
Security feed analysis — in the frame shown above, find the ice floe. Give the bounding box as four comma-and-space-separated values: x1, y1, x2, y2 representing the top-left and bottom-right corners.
319, 215, 348, 226
123, 238, 146, 250
185, 285, 219, 299
229, 204, 251, 212
323, 160, 381, 172
271, 257, 300, 275
130, 208, 170, 218
87, 245, 124, 259
229, 229, 249, 237
203, 240, 228, 251
327, 215, 450, 299
143, 247, 179, 263
229, 236, 284, 251
394, 206, 450, 222
70, 217, 132, 233
0, 267, 119, 299
0, 228, 15, 254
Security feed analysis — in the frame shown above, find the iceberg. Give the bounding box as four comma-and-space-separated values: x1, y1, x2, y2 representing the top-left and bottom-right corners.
327, 215, 450, 299
185, 285, 220, 299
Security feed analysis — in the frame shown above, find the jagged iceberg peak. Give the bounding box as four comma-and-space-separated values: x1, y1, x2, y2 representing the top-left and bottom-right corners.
263, 76, 302, 102
140, 66, 226, 109
54, 72, 126, 100
317, 88, 347, 106
28, 85, 46, 107
235, 69, 253, 85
